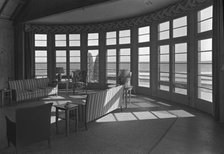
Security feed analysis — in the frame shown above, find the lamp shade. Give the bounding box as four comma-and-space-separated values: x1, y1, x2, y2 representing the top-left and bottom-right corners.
56, 67, 64, 74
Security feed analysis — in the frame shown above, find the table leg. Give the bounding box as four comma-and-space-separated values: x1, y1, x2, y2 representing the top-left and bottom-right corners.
75, 108, 78, 132
9, 91, 12, 104
66, 109, 69, 136
56, 108, 59, 134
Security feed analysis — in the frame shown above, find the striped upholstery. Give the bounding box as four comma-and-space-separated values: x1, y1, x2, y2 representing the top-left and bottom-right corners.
8, 78, 58, 102
36, 78, 49, 88
24, 79, 36, 90
9, 80, 25, 91
85, 85, 124, 123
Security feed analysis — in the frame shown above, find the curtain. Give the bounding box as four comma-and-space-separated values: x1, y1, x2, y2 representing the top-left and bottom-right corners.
213, 0, 224, 122
24, 31, 34, 79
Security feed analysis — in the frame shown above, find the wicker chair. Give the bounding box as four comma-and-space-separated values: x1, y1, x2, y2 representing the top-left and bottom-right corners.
72, 70, 87, 94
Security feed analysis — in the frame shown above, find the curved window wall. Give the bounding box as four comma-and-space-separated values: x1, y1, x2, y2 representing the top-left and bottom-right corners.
32, 2, 213, 113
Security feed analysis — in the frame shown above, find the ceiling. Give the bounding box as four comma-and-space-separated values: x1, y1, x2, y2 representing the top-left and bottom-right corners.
28, 0, 180, 24
0, 0, 26, 20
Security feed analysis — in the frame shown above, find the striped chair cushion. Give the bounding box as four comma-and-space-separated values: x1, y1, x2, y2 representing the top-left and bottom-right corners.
85, 85, 124, 123
8, 80, 25, 90
24, 79, 36, 90
36, 78, 49, 88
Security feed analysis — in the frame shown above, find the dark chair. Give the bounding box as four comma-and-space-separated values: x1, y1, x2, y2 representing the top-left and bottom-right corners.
5, 103, 53, 153
72, 70, 87, 94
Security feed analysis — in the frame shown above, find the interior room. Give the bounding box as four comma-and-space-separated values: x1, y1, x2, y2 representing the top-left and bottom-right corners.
0, 0, 224, 153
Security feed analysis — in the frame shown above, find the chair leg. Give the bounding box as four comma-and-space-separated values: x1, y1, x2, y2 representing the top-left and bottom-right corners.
7, 140, 10, 147
48, 139, 51, 148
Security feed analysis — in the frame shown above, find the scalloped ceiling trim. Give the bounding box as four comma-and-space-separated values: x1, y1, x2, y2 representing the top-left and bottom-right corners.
25, 0, 210, 33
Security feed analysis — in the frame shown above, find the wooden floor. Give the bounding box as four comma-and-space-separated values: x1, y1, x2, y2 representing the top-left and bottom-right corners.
0, 92, 224, 154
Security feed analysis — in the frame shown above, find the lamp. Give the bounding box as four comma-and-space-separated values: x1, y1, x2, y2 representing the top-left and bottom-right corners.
56, 67, 64, 82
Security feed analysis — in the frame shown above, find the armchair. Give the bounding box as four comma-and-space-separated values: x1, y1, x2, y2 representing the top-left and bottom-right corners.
5, 103, 53, 152
72, 70, 87, 94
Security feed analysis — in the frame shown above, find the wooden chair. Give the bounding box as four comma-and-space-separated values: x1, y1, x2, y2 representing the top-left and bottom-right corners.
72, 70, 87, 94
117, 69, 133, 108
5, 103, 53, 153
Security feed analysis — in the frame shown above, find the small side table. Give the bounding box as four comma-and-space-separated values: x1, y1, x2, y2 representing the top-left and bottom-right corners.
0, 89, 12, 107
54, 103, 79, 136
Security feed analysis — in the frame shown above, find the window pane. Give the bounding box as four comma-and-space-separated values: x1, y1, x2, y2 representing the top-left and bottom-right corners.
138, 47, 150, 87
160, 45, 169, 54
107, 49, 116, 84
107, 31, 116, 38
175, 54, 187, 62
55, 34, 66, 47
159, 21, 169, 31
138, 26, 150, 43
139, 35, 150, 43
70, 50, 80, 74
173, 16, 187, 28
119, 30, 130, 37
198, 6, 213, 33
198, 38, 212, 51
198, 38, 212, 102
173, 27, 187, 38
56, 50, 66, 75
107, 38, 116, 45
159, 31, 170, 40
198, 88, 212, 102
88, 33, 99, 46
198, 6, 213, 21
119, 30, 130, 44
35, 34, 47, 47
119, 37, 130, 44
175, 43, 187, 53
198, 19, 213, 33
35, 50, 47, 78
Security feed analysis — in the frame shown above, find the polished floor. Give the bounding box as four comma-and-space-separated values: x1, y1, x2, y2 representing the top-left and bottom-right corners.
0, 92, 224, 154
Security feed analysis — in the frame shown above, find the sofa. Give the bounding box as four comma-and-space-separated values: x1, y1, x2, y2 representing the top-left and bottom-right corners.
8, 78, 58, 102
74, 85, 124, 130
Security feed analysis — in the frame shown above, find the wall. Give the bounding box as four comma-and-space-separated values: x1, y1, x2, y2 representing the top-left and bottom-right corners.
0, 20, 14, 89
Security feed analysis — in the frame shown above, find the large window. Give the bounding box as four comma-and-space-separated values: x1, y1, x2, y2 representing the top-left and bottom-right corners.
55, 34, 81, 77
198, 39, 212, 102
34, 34, 47, 78
197, 6, 213, 102
158, 45, 170, 91
174, 43, 187, 95
69, 34, 81, 74
55, 34, 67, 76
138, 26, 150, 87
138, 47, 150, 87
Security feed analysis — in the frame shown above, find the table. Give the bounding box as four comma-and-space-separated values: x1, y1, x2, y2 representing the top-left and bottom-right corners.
0, 89, 12, 107
54, 103, 79, 136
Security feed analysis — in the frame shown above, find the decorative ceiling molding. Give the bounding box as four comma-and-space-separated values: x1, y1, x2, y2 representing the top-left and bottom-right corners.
24, 0, 211, 33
